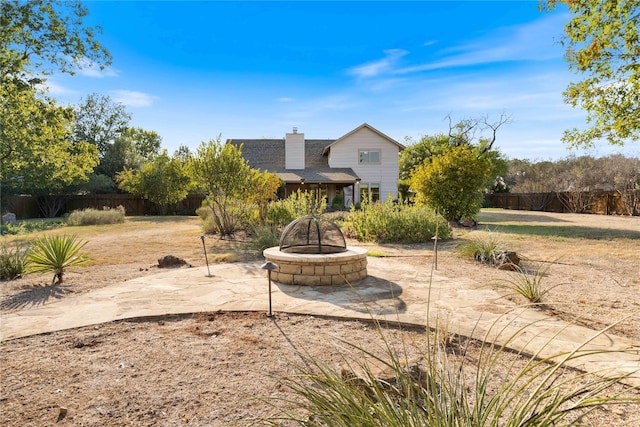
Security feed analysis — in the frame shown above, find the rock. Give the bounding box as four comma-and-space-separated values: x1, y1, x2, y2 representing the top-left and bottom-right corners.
496, 251, 521, 270
2, 212, 17, 226
157, 255, 188, 268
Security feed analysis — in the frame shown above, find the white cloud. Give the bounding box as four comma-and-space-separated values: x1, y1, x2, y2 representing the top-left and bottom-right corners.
74, 57, 119, 78
347, 49, 408, 78
348, 13, 569, 80
277, 97, 295, 102
399, 13, 568, 74
37, 80, 77, 96
111, 90, 157, 107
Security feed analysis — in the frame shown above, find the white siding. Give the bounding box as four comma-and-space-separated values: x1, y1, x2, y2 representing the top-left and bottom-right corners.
285, 132, 305, 169
328, 127, 400, 203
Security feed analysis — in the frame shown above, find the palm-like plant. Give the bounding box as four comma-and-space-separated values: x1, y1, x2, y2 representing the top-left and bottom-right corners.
26, 235, 91, 285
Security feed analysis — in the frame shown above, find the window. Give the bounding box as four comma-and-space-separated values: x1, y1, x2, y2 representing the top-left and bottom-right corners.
360, 183, 380, 203
358, 149, 381, 164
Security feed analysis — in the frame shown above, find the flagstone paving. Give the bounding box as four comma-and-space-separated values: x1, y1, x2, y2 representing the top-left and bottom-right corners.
1, 257, 638, 387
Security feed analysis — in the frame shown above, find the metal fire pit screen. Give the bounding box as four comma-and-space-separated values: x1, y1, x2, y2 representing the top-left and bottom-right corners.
279, 216, 347, 254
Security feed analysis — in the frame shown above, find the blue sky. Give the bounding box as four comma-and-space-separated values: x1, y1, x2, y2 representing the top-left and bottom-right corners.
47, 0, 639, 160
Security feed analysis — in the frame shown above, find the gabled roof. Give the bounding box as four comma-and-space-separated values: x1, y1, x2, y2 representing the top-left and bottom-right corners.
227, 123, 401, 185
227, 138, 359, 184
322, 123, 405, 155
227, 139, 334, 170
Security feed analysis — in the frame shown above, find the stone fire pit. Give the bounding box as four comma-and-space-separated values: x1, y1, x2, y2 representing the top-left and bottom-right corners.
263, 216, 368, 286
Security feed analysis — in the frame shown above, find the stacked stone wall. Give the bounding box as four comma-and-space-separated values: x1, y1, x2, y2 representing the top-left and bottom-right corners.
263, 247, 368, 286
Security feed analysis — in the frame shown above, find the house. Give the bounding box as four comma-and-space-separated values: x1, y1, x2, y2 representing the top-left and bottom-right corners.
227, 123, 405, 208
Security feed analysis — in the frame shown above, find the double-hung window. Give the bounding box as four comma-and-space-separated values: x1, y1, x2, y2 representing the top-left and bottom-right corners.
358, 149, 380, 165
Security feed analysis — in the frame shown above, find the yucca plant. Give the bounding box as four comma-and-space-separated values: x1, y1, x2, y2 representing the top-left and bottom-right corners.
26, 235, 91, 286
497, 261, 564, 304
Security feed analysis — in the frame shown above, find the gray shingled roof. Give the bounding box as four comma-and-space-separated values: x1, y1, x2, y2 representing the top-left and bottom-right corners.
227, 138, 359, 184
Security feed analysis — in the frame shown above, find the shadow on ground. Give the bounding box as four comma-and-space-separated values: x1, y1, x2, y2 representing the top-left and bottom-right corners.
1, 284, 72, 312
276, 275, 407, 316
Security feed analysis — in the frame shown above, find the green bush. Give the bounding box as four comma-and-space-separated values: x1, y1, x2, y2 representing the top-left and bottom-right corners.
249, 224, 281, 252
26, 234, 91, 285
331, 192, 345, 211
0, 241, 27, 280
67, 206, 126, 226
266, 190, 328, 228
457, 231, 506, 264
342, 198, 450, 243
197, 198, 254, 236
1, 219, 65, 235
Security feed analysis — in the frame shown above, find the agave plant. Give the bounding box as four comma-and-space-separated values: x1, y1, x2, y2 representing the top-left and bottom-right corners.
26, 235, 91, 286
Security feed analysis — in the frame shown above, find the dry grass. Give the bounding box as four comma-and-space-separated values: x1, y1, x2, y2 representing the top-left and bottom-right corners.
0, 209, 639, 426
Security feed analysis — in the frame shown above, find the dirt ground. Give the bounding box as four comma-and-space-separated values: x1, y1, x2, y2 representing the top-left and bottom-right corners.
1, 210, 639, 426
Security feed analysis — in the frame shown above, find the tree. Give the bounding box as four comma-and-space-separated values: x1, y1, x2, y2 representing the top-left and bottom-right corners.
73, 93, 131, 159
399, 116, 509, 200
248, 169, 283, 223
189, 138, 254, 236
601, 155, 640, 215
188, 138, 280, 237
544, 0, 640, 147
1, 80, 99, 216
1, 0, 108, 215
98, 127, 162, 181
0, 0, 111, 84
399, 134, 451, 182
554, 155, 602, 213
506, 159, 558, 210
117, 150, 191, 215
410, 145, 492, 222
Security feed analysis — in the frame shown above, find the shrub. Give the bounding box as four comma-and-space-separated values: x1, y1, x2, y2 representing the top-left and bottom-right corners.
67, 206, 126, 226
457, 231, 506, 264
1, 219, 65, 235
331, 192, 345, 211
26, 234, 91, 285
342, 198, 450, 243
249, 225, 281, 252
497, 261, 564, 304
266, 190, 328, 228
0, 241, 27, 280
268, 316, 639, 426
198, 198, 254, 237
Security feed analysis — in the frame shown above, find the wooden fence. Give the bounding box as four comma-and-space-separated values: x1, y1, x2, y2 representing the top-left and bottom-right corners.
6, 194, 206, 219
6, 190, 638, 219
485, 191, 637, 215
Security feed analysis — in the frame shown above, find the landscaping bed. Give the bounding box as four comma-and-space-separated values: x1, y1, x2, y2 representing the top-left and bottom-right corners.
1, 210, 638, 426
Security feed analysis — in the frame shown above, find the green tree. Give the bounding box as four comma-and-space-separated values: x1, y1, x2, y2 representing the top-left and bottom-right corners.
1, 81, 99, 216
97, 127, 162, 182
1, 0, 108, 215
73, 93, 131, 159
400, 116, 509, 200
189, 138, 278, 237
410, 145, 492, 222
117, 150, 191, 215
248, 169, 283, 223
544, 0, 640, 147
0, 0, 110, 84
